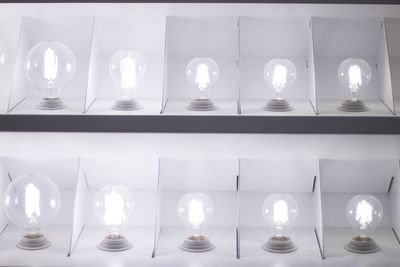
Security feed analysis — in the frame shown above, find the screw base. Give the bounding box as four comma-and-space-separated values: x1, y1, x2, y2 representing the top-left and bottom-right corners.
345, 236, 380, 254
111, 99, 142, 111
187, 98, 217, 111
37, 98, 65, 110
17, 233, 51, 250
97, 235, 132, 252
262, 235, 297, 253
263, 99, 293, 112
180, 235, 215, 252
338, 100, 369, 112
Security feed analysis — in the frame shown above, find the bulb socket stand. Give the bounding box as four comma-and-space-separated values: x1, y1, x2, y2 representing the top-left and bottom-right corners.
180, 235, 215, 252
187, 98, 217, 111
345, 236, 380, 254
263, 99, 293, 112
97, 234, 132, 252
37, 98, 65, 110
17, 233, 51, 250
338, 100, 369, 112
111, 99, 142, 111
262, 235, 297, 253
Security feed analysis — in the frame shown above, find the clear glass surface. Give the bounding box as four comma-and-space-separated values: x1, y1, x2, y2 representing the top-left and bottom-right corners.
346, 194, 382, 238
264, 58, 296, 100
338, 58, 371, 101
109, 50, 146, 101
3, 174, 61, 235
25, 41, 77, 99
94, 185, 134, 236
186, 57, 219, 99
177, 192, 214, 236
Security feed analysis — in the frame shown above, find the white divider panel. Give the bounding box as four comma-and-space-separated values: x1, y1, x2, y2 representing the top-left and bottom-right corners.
0, 16, 21, 114
309, 19, 318, 114
163, 16, 239, 115
313, 18, 393, 116
389, 161, 400, 241
239, 17, 316, 116
8, 16, 94, 114
314, 161, 324, 258
384, 18, 400, 115
85, 16, 166, 115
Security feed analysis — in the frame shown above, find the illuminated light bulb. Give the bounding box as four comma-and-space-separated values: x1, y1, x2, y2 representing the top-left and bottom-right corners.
263, 58, 296, 112
186, 57, 219, 111
25, 41, 77, 110
94, 185, 134, 251
177, 192, 215, 252
3, 174, 61, 250
345, 194, 382, 253
109, 50, 145, 111
0, 34, 9, 74
337, 58, 371, 112
262, 194, 298, 253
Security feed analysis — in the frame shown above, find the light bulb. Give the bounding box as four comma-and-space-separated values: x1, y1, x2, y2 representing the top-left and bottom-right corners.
3, 174, 61, 250
185, 57, 219, 111
177, 192, 215, 252
262, 194, 298, 253
0, 34, 9, 74
109, 50, 146, 110
345, 194, 382, 253
93, 185, 134, 251
24, 41, 77, 110
263, 59, 296, 112
337, 58, 371, 112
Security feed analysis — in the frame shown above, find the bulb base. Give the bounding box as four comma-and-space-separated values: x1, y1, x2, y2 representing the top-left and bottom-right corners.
97, 234, 132, 252
345, 236, 380, 254
187, 98, 217, 111
180, 235, 215, 252
17, 233, 51, 250
338, 100, 369, 112
111, 99, 142, 111
262, 235, 297, 253
37, 98, 65, 110
263, 99, 293, 112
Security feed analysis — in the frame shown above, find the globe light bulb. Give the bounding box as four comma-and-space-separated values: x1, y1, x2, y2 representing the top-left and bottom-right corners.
263, 58, 296, 112
185, 57, 219, 111
177, 192, 215, 252
262, 194, 298, 253
24, 41, 77, 110
337, 58, 371, 112
345, 194, 383, 253
3, 174, 61, 250
109, 50, 146, 111
94, 185, 134, 252
0, 34, 9, 74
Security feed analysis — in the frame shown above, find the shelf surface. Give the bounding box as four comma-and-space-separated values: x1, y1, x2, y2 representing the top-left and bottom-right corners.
1, 1, 400, 4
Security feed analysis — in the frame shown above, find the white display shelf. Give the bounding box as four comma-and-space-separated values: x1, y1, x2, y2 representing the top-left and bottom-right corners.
317, 100, 393, 116
163, 99, 238, 115
9, 98, 84, 115
240, 99, 315, 116
85, 98, 162, 115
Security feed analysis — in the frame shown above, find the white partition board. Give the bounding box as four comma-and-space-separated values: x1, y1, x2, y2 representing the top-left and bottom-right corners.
8, 16, 94, 114
239, 18, 316, 116
0, 17, 21, 114
389, 161, 400, 245
163, 17, 239, 115
85, 16, 165, 115
385, 18, 400, 115
313, 18, 394, 116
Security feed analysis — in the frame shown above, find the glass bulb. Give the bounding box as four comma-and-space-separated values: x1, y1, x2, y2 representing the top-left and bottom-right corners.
346, 194, 382, 238
109, 50, 146, 102
3, 174, 61, 236
338, 58, 371, 102
94, 185, 134, 237
0, 34, 9, 74
25, 41, 77, 100
177, 192, 214, 236
262, 194, 298, 236
264, 59, 296, 101
186, 57, 219, 100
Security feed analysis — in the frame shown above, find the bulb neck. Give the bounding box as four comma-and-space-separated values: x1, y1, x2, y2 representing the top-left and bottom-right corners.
196, 86, 209, 100
44, 87, 61, 100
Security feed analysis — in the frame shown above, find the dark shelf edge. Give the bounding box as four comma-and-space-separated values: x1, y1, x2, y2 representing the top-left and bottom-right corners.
0, 115, 399, 134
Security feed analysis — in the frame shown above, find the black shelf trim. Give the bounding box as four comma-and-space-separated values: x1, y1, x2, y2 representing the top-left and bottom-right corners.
0, 115, 399, 134
1, 1, 400, 4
